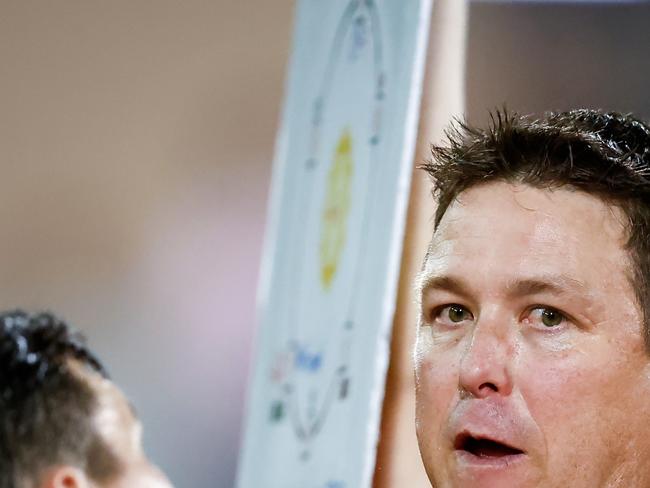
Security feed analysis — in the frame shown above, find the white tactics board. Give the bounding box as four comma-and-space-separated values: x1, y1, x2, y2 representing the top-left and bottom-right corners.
237, 1, 432, 487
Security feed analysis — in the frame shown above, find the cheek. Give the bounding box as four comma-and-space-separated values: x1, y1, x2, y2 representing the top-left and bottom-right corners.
415, 342, 460, 442
517, 345, 649, 463
520, 360, 586, 435
519, 341, 639, 419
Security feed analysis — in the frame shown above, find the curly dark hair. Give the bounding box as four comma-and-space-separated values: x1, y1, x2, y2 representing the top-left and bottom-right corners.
422, 108, 650, 347
0, 310, 121, 487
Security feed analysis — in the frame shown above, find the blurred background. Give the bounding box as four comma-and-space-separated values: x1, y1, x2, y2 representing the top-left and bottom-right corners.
0, 2, 294, 486
466, 0, 650, 123
1, 1, 649, 487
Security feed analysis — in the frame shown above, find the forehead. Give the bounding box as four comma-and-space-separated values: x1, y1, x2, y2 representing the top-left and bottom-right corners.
422, 182, 630, 292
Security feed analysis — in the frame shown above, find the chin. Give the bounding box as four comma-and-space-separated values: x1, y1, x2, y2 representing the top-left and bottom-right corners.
429, 452, 540, 488
453, 466, 536, 488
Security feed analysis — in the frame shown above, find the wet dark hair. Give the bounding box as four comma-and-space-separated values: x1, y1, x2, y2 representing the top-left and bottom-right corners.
0, 311, 122, 487
422, 109, 650, 346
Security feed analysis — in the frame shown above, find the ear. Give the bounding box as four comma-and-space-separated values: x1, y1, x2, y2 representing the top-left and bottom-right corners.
39, 466, 92, 488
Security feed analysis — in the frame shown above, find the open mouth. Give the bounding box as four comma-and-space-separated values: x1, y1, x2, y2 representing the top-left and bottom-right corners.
455, 434, 524, 459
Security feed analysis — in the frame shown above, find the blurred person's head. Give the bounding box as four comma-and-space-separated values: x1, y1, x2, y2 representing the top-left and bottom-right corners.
0, 311, 173, 488
415, 109, 650, 487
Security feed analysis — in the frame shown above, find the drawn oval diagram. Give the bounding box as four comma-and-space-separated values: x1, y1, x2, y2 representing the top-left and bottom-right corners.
319, 128, 354, 291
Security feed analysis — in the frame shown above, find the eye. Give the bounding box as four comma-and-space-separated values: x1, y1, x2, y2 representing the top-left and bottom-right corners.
530, 307, 565, 328
432, 304, 474, 326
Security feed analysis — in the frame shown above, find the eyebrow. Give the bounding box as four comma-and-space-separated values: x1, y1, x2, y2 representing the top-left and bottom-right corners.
507, 276, 587, 297
418, 273, 587, 301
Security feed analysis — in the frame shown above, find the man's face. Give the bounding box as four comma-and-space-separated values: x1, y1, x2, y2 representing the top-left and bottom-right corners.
91, 373, 174, 488
415, 181, 650, 488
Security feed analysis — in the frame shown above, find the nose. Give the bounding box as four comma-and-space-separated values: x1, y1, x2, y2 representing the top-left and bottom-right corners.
458, 318, 514, 398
